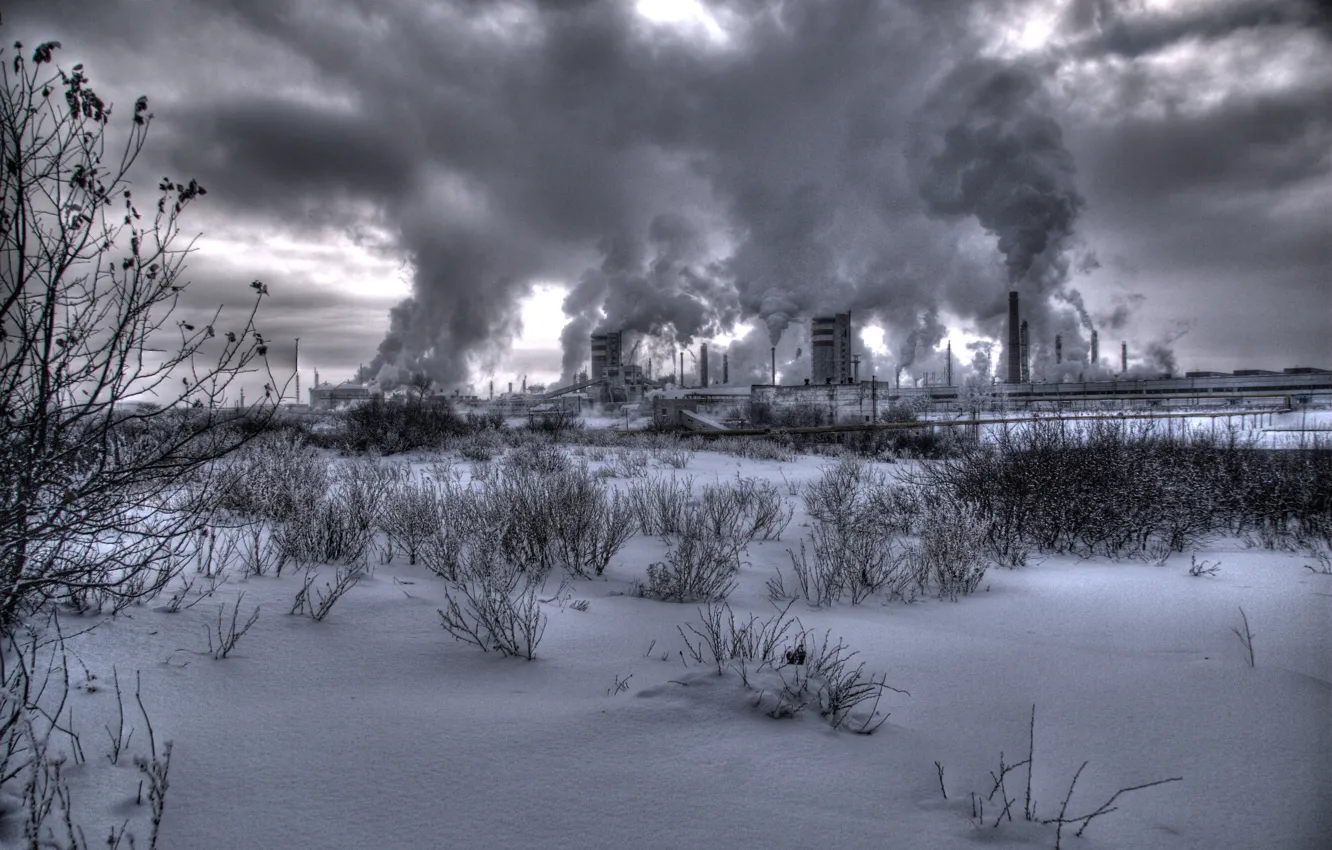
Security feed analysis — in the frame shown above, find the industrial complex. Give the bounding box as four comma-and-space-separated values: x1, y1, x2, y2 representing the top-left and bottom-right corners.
298, 291, 1332, 429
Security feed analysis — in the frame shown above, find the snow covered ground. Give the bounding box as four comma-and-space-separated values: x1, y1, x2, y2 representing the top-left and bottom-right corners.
7, 448, 1329, 849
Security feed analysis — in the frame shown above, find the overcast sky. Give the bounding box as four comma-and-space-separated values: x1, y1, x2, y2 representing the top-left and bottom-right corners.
7, 0, 1330, 396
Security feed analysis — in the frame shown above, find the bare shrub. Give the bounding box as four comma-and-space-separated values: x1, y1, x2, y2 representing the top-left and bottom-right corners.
643, 517, 743, 603
205, 594, 260, 659
815, 520, 915, 604
601, 448, 651, 478
627, 475, 695, 536
505, 441, 571, 476
938, 706, 1181, 849
676, 599, 799, 679
290, 567, 361, 622
0, 41, 281, 628
457, 430, 504, 462
1187, 554, 1220, 577
236, 522, 286, 577
919, 501, 989, 601
803, 458, 886, 527
379, 478, 449, 566
437, 541, 546, 659
219, 432, 329, 522
658, 447, 694, 469
547, 477, 636, 578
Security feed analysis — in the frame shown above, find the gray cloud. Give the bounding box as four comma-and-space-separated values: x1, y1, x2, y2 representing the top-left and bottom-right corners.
6, 0, 1330, 390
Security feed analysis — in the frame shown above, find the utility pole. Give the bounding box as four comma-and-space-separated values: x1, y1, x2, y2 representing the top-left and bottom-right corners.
294, 337, 300, 406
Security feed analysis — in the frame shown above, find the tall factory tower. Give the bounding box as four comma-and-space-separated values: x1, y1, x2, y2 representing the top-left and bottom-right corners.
811, 312, 853, 384
1006, 291, 1022, 384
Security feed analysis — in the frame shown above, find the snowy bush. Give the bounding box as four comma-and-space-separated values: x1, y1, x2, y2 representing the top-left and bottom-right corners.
219, 431, 329, 522
505, 441, 572, 477
547, 477, 636, 578
676, 604, 905, 733
781, 520, 916, 606
457, 430, 504, 462
437, 537, 546, 659
904, 419, 1332, 561
601, 448, 651, 478
643, 516, 744, 603
803, 458, 887, 528
918, 501, 989, 601
380, 478, 451, 566
627, 474, 695, 536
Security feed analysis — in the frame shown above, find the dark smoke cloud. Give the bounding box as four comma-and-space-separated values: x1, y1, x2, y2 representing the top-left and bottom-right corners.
1064, 0, 1324, 59
913, 59, 1084, 296
7, 0, 1330, 390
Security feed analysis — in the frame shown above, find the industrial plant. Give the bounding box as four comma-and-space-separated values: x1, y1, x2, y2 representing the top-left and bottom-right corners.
293, 291, 1332, 430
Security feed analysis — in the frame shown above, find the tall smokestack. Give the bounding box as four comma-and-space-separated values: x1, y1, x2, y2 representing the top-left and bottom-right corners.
946, 341, 952, 386
1121, 341, 1128, 374
294, 338, 300, 407
1006, 291, 1021, 383
723, 353, 729, 385
1019, 320, 1030, 383
680, 351, 685, 387
489, 380, 493, 400
700, 344, 709, 388
1090, 329, 1099, 366
771, 347, 777, 385
1055, 334, 1062, 365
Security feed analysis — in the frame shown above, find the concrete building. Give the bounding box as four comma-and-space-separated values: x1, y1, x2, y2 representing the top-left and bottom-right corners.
590, 331, 622, 382
308, 380, 373, 410
811, 313, 853, 385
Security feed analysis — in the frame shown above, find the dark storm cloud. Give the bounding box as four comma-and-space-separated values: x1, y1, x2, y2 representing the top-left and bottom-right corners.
1064, 0, 1326, 58
7, 0, 1330, 386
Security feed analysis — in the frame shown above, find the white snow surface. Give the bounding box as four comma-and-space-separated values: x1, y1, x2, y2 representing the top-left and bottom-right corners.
9, 449, 1330, 850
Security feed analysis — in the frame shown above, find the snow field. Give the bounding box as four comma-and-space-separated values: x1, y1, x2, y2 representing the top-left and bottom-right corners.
5, 446, 1329, 850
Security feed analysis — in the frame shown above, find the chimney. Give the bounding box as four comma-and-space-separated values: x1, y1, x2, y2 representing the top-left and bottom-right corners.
680, 351, 685, 387
1006, 291, 1021, 383
1020, 320, 1030, 383
1055, 334, 1062, 365
489, 380, 493, 400
771, 347, 776, 385
1090, 329, 1099, 366
946, 341, 952, 386
700, 343, 709, 388
508, 382, 513, 395
521, 375, 526, 394
723, 353, 729, 384
1121, 341, 1128, 374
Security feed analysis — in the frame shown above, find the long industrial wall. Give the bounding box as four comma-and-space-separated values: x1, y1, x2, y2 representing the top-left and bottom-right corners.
750, 372, 1332, 425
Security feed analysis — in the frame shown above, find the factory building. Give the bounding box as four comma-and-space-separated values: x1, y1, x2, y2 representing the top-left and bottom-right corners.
811, 312, 853, 385
308, 380, 372, 410
590, 331, 622, 382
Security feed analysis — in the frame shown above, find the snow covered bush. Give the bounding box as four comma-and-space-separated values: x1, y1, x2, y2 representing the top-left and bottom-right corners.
457, 429, 504, 462
918, 501, 989, 601
601, 448, 651, 478
437, 536, 546, 659
643, 515, 744, 602
379, 478, 451, 566
219, 431, 330, 522
505, 440, 572, 477
546, 477, 636, 578
627, 474, 695, 536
